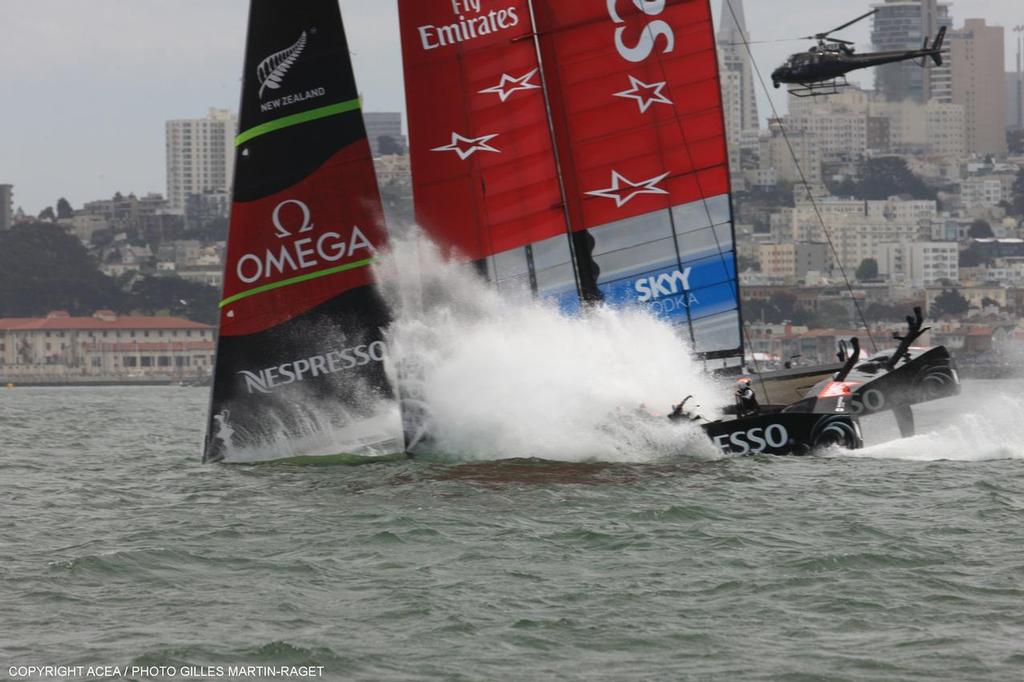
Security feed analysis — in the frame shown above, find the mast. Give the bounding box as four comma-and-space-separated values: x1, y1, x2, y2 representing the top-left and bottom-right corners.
203, 0, 403, 462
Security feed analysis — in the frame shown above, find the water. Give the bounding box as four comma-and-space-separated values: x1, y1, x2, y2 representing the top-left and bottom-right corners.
3, 382, 1024, 681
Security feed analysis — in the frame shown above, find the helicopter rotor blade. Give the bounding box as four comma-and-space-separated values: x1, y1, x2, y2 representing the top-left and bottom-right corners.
815, 9, 878, 40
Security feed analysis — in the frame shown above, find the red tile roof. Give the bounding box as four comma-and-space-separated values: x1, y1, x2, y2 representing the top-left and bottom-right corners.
82, 342, 214, 352
0, 311, 212, 331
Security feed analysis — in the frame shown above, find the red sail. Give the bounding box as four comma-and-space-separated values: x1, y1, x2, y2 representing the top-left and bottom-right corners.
532, 1, 730, 231
399, 0, 568, 260
399, 0, 741, 357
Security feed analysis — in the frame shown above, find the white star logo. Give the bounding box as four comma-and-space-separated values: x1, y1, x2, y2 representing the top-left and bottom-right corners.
431, 132, 501, 160
613, 76, 673, 114
586, 170, 671, 207
479, 69, 541, 102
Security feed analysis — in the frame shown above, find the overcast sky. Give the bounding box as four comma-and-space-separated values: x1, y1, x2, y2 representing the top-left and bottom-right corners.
1, 0, 1021, 215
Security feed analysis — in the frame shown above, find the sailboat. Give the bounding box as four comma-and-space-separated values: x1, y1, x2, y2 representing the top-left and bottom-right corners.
203, 0, 958, 462
203, 0, 404, 463
396, 0, 958, 455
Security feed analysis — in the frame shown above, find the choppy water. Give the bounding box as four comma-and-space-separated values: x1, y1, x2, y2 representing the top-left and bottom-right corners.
3, 383, 1024, 681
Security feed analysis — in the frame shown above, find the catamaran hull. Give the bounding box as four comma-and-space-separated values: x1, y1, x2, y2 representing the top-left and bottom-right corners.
794, 346, 961, 418
700, 412, 863, 456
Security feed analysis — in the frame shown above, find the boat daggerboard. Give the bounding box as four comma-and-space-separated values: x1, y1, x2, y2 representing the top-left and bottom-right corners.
203, 0, 403, 463
399, 0, 743, 361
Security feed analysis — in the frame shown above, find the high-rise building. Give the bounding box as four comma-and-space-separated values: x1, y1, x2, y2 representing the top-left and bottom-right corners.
951, 19, 1008, 156
1009, 26, 1024, 130
716, 0, 759, 132
363, 112, 406, 156
0, 184, 12, 231
719, 69, 744, 189
165, 108, 237, 214
871, 0, 952, 103
0, 184, 12, 230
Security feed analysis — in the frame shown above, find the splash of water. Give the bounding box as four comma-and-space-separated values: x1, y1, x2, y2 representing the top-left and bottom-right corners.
373, 234, 722, 463
839, 388, 1024, 462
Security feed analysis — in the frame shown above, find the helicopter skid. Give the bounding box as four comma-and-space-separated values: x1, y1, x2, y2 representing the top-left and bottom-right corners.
786, 76, 851, 98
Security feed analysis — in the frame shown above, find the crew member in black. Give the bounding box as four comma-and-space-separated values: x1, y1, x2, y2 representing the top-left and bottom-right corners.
734, 377, 760, 417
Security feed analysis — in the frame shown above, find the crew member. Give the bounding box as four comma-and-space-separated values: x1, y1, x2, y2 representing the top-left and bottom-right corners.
734, 377, 759, 417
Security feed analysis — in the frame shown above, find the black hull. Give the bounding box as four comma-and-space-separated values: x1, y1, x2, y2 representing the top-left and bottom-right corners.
701, 411, 863, 456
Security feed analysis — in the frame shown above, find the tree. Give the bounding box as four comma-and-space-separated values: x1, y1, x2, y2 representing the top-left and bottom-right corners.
37, 206, 55, 222
0, 222, 126, 316
811, 301, 851, 329
968, 219, 994, 239
981, 296, 1000, 309
1012, 169, 1024, 218
959, 244, 990, 268
377, 135, 405, 156
1009, 129, 1024, 155
737, 254, 761, 272
56, 197, 73, 219
826, 157, 936, 201
855, 258, 879, 282
126, 275, 219, 325
864, 302, 903, 322
930, 289, 969, 319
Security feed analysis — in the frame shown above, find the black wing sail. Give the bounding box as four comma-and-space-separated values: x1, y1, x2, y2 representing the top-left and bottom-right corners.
203, 0, 402, 462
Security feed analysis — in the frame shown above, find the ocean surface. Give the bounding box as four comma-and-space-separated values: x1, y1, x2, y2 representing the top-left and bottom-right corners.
2, 381, 1024, 681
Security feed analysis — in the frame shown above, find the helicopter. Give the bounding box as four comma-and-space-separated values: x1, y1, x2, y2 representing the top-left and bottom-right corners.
771, 10, 947, 97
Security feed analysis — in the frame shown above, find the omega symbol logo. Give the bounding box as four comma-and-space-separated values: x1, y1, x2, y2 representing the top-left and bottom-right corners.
272, 199, 314, 238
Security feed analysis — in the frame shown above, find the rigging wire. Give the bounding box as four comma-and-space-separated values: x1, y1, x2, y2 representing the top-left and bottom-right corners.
724, 0, 879, 353
636, 10, 776, 400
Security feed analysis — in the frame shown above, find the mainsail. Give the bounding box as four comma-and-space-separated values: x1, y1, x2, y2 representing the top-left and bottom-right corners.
203, 0, 402, 462
400, 0, 742, 359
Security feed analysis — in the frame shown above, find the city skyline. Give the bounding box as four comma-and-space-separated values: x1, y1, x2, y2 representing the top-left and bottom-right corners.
1, 0, 1022, 214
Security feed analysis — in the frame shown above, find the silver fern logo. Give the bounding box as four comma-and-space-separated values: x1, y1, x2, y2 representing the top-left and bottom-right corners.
257, 31, 307, 99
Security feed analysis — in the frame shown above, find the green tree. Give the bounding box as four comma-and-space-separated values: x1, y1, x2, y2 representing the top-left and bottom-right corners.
968, 219, 994, 239
930, 289, 970, 319
126, 275, 220, 325
811, 301, 851, 329
0, 222, 126, 316
864, 302, 903, 322
855, 258, 879, 281
56, 197, 73, 219
377, 135, 405, 156
959, 244, 990, 268
737, 254, 761, 272
1009, 129, 1024, 155
827, 157, 936, 200
38, 206, 55, 221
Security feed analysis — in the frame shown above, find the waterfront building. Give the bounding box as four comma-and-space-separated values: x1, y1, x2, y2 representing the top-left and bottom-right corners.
0, 311, 214, 379
871, 0, 953, 103
951, 19, 1008, 156
0, 184, 12, 231
165, 108, 237, 213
